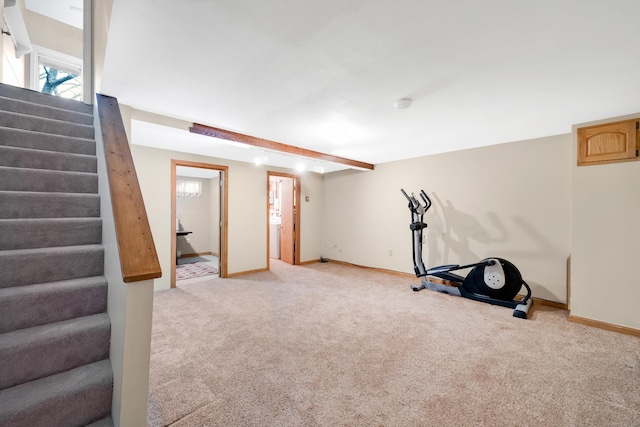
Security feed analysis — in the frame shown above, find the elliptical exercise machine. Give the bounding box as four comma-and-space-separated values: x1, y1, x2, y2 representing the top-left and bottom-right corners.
401, 189, 532, 319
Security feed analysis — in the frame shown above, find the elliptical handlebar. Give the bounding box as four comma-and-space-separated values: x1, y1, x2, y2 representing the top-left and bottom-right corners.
419, 190, 432, 211
401, 189, 432, 214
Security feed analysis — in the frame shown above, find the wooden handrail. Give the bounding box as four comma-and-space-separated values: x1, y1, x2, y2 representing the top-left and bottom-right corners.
96, 94, 162, 283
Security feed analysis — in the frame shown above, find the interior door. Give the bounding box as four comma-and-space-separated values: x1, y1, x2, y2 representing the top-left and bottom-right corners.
279, 178, 295, 264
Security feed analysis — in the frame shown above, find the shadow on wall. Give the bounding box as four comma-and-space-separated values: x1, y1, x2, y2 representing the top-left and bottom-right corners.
426, 192, 561, 293
428, 192, 555, 263
427, 193, 510, 265
176, 239, 195, 257
505, 216, 567, 294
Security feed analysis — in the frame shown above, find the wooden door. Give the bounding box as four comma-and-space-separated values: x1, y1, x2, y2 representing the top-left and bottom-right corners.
279, 178, 295, 264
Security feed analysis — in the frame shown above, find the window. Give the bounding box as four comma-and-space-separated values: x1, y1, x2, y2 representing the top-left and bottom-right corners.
176, 180, 203, 198
30, 45, 82, 101
38, 64, 82, 100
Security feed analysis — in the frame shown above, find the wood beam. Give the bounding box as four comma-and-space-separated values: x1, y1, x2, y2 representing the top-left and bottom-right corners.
189, 122, 375, 171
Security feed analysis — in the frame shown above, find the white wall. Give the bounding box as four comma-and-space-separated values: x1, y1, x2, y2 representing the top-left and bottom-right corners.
24, 8, 83, 59
571, 114, 640, 330
131, 145, 325, 290
132, 145, 263, 289
2, 35, 25, 87
92, 0, 112, 94
298, 170, 324, 263
324, 134, 572, 303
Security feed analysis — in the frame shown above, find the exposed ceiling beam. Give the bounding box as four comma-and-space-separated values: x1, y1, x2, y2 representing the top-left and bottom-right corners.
190, 123, 375, 171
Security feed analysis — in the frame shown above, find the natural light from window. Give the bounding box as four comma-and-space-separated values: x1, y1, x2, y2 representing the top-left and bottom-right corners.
38, 64, 82, 101
176, 180, 203, 198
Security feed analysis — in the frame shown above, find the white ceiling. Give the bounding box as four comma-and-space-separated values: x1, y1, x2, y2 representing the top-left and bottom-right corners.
102, 0, 640, 172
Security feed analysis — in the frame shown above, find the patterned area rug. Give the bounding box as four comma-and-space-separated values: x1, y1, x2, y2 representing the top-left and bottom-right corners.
176, 262, 218, 281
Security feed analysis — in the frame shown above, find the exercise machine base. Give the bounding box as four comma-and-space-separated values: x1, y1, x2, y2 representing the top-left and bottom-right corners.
413, 279, 533, 319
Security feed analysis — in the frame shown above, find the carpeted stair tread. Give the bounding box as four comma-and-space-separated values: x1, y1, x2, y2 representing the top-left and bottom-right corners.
0, 110, 94, 139
0, 83, 114, 425
0, 145, 96, 173
0, 83, 93, 114
0, 126, 96, 155
0, 276, 107, 333
0, 166, 97, 193
0, 244, 104, 288
0, 218, 102, 250
0, 95, 93, 125
0, 313, 111, 389
0, 359, 113, 427
0, 191, 100, 219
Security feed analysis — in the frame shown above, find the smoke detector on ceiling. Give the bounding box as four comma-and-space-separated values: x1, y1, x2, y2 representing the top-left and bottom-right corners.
395, 98, 412, 110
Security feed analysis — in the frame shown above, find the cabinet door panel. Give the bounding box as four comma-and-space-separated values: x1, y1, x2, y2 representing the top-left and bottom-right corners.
578, 120, 637, 166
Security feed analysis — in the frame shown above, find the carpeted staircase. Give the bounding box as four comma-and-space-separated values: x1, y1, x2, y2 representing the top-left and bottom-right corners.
0, 84, 114, 427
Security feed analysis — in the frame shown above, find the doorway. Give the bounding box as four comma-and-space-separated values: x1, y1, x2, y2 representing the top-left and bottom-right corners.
268, 172, 300, 265
171, 160, 228, 288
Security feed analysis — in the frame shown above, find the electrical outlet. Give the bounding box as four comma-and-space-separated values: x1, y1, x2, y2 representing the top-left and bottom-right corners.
388, 249, 393, 256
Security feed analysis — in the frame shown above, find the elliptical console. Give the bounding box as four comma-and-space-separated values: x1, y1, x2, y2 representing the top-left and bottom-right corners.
401, 189, 533, 319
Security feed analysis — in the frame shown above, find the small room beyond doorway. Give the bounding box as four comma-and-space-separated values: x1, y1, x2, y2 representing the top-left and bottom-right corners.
268, 173, 300, 265
172, 164, 225, 286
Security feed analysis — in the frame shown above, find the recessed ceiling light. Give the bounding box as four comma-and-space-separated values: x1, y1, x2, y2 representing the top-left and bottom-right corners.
254, 155, 269, 166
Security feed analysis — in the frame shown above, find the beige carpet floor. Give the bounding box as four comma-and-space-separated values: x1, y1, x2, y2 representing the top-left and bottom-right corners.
148, 260, 640, 426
